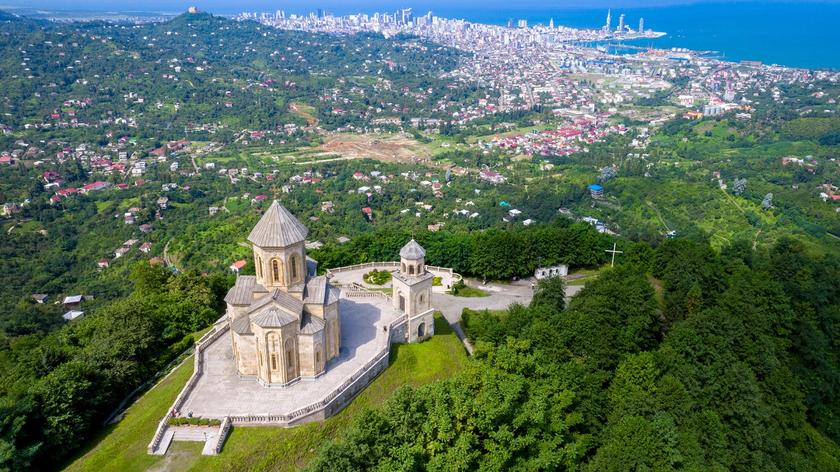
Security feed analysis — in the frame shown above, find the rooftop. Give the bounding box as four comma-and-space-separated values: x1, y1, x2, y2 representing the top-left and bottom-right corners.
247, 200, 309, 248
399, 239, 426, 260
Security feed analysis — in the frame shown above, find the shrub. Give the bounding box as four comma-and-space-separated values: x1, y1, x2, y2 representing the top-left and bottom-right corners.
363, 269, 392, 285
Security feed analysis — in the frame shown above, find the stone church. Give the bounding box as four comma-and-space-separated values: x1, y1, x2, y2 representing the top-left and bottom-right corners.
224, 201, 341, 387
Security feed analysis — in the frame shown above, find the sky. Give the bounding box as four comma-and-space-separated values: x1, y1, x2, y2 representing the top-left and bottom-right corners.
1, 0, 835, 15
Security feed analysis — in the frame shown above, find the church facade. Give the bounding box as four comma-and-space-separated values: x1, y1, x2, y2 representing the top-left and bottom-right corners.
224, 201, 341, 387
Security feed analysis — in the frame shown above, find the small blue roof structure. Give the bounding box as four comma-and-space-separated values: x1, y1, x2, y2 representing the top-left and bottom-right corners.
589, 184, 603, 191
499, 200, 510, 207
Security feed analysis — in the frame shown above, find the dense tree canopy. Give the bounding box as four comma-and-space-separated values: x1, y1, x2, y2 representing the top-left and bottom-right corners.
308, 238, 840, 471
0, 263, 228, 470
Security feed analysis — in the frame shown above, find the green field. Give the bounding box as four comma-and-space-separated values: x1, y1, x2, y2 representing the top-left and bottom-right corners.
66, 315, 468, 472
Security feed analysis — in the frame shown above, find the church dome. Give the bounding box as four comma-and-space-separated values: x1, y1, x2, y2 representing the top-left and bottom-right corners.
247, 200, 309, 247
399, 239, 425, 259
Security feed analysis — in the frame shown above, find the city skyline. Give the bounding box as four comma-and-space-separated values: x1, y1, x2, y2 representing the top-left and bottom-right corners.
0, 0, 835, 15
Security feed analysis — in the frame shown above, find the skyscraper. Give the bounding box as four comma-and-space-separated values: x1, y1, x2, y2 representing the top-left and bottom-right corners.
400, 8, 413, 25
618, 13, 625, 33
604, 9, 611, 32
639, 18, 645, 33
549, 17, 554, 29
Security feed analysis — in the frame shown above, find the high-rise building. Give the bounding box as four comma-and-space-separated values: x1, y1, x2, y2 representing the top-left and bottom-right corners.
549, 17, 554, 29
618, 13, 625, 33
604, 9, 612, 32
400, 8, 413, 25
517, 19, 528, 29
639, 18, 645, 33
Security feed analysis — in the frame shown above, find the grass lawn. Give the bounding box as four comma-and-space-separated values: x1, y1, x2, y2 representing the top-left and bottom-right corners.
65, 315, 467, 472
452, 286, 489, 297
64, 356, 195, 472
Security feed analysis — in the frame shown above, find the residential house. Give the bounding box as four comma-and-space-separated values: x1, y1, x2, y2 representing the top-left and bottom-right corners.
229, 259, 247, 273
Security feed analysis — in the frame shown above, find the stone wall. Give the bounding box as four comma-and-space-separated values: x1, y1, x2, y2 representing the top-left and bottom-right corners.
389, 317, 408, 343
148, 320, 230, 454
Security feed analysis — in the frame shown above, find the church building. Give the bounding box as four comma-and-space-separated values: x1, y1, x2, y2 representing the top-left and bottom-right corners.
224, 201, 341, 387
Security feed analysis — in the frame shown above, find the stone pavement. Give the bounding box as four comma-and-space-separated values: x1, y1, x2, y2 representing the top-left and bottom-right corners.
179, 296, 396, 418
328, 264, 457, 293
431, 278, 534, 326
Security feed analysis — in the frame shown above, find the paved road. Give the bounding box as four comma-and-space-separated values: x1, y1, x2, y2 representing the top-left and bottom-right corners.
432, 278, 534, 327
433, 278, 584, 326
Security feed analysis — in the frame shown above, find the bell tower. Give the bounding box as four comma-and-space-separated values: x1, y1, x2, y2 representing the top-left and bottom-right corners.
392, 239, 435, 342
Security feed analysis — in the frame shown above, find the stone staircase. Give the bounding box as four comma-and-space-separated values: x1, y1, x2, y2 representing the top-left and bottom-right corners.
150, 425, 224, 456
172, 426, 217, 442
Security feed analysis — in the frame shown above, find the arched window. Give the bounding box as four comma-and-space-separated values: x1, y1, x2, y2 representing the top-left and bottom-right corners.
409, 265, 415, 275
257, 256, 263, 279
316, 351, 321, 366
268, 333, 281, 371
401, 262, 406, 273
290, 255, 298, 280
272, 259, 281, 283
285, 339, 296, 378
417, 322, 425, 338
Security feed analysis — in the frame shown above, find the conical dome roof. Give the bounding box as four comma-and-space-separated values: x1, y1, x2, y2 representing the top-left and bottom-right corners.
399, 239, 425, 259
247, 200, 309, 247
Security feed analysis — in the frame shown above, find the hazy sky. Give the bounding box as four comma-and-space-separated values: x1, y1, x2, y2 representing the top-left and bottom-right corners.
1, 0, 834, 15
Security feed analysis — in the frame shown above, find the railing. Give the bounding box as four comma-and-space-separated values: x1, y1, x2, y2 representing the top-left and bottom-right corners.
326, 262, 399, 275
212, 417, 231, 454
229, 348, 391, 425
149, 266, 421, 450
426, 265, 463, 283
147, 323, 230, 454
390, 314, 408, 332
229, 313, 407, 427
327, 262, 462, 284
344, 290, 392, 302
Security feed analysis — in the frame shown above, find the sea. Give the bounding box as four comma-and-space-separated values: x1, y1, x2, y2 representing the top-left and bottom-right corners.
424, 1, 840, 70
6, 1, 840, 70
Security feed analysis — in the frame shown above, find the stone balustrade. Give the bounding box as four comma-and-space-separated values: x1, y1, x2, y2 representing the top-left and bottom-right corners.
149, 263, 429, 454
147, 323, 230, 454
326, 262, 462, 284
211, 417, 231, 454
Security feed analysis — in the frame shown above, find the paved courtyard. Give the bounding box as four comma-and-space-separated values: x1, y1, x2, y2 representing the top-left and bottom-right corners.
328, 264, 457, 293
330, 267, 584, 347
180, 296, 396, 418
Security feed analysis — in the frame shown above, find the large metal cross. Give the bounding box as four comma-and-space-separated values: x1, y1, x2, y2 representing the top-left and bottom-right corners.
605, 242, 624, 268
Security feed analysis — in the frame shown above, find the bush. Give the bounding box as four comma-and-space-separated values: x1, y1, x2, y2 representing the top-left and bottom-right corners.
168, 416, 222, 427
363, 269, 392, 285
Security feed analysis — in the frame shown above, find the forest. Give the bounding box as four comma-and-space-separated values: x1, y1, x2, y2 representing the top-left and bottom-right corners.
0, 263, 229, 470
308, 237, 840, 471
